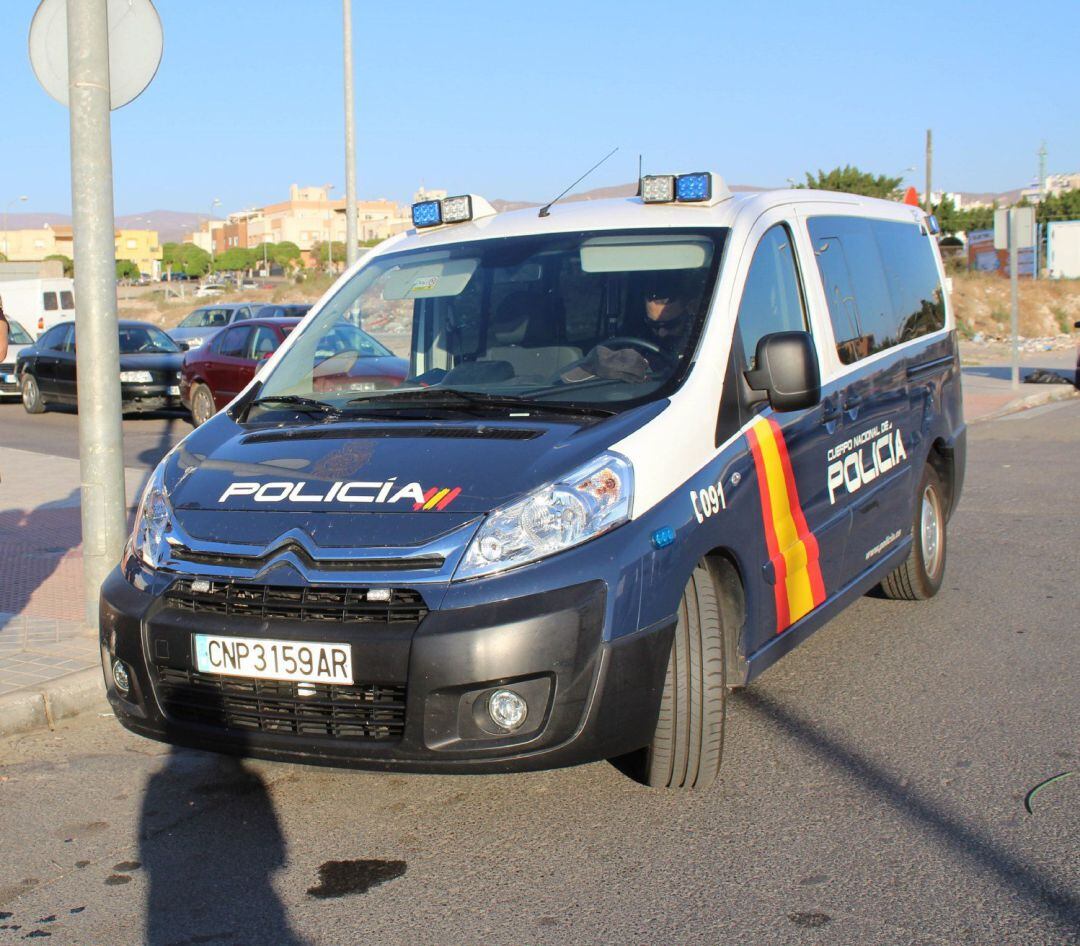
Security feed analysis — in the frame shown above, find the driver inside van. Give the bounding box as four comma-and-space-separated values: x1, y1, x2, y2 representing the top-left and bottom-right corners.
562, 273, 695, 384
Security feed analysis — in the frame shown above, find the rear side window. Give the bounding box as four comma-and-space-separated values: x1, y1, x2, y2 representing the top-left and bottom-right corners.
735, 224, 808, 370
248, 326, 280, 360
218, 326, 250, 358
60, 291, 75, 310
808, 216, 944, 365
37, 324, 67, 350
43, 292, 59, 311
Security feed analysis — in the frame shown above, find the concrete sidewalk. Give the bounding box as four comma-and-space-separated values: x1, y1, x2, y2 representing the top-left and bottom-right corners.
0, 366, 1076, 739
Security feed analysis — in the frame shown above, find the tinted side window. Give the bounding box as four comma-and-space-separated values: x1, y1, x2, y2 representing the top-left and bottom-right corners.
60, 291, 75, 310
735, 224, 808, 370
234, 308, 252, 321
872, 220, 945, 343
808, 216, 943, 365
61, 324, 76, 352
248, 326, 279, 360
37, 325, 67, 350
43, 292, 59, 311
219, 326, 250, 358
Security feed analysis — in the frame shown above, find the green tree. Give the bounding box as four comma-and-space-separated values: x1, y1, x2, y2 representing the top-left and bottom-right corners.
214, 247, 255, 273
800, 165, 904, 199
162, 241, 211, 277
45, 253, 74, 276
315, 241, 347, 264
272, 241, 302, 270
1037, 189, 1080, 225
116, 259, 139, 280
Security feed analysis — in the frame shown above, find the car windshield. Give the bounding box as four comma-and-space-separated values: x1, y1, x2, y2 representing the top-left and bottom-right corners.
8, 320, 32, 345
118, 325, 180, 354
179, 308, 230, 328
254, 228, 726, 417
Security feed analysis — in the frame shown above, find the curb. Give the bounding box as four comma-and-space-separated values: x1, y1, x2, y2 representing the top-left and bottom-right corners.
0, 667, 108, 740
970, 385, 1078, 424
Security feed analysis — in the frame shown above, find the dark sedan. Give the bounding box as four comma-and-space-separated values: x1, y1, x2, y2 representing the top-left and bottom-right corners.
180, 317, 408, 425
17, 320, 185, 415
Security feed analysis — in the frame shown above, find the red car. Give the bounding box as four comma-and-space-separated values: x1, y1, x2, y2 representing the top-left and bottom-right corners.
181, 317, 408, 425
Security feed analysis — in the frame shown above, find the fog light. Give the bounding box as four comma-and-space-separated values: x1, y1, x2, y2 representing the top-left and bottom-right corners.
488, 689, 527, 731
112, 659, 130, 694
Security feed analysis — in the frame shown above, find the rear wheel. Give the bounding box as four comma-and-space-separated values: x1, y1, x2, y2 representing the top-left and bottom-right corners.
880, 463, 947, 600
620, 563, 727, 790
190, 383, 216, 426
21, 374, 46, 414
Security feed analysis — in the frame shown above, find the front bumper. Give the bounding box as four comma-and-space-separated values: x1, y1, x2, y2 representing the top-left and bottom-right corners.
100, 567, 672, 773
121, 382, 183, 412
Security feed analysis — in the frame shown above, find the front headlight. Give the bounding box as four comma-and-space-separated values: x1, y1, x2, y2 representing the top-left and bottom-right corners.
129, 464, 174, 569
120, 370, 154, 384
185, 336, 205, 349
455, 452, 633, 581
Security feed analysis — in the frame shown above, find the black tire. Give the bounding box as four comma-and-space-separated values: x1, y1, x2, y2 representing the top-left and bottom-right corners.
21, 373, 46, 414
190, 383, 216, 427
624, 563, 727, 790
880, 463, 947, 600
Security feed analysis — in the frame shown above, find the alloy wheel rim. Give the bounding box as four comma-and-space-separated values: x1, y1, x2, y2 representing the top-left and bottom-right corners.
195, 389, 213, 424
23, 377, 36, 409
920, 485, 942, 578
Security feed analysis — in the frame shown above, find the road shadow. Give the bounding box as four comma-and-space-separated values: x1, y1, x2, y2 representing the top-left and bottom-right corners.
139, 747, 309, 946
737, 689, 1080, 938
133, 413, 183, 513
962, 364, 1073, 384
0, 488, 82, 631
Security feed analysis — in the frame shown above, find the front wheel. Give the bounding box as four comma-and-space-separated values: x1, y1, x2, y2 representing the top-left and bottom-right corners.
880, 463, 947, 600
617, 563, 727, 790
190, 383, 216, 427
21, 374, 46, 414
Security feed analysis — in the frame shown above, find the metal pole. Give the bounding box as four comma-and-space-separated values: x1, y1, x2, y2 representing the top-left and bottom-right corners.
1009, 209, 1020, 390
924, 129, 933, 212
343, 0, 358, 267
66, 0, 127, 629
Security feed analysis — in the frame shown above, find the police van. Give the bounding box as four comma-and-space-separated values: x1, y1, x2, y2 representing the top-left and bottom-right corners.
101, 173, 965, 789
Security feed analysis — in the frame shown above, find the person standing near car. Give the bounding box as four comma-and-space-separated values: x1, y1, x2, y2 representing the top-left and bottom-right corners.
0, 296, 9, 362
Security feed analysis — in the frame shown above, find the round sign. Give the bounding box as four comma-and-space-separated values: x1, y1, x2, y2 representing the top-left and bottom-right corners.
29, 0, 163, 111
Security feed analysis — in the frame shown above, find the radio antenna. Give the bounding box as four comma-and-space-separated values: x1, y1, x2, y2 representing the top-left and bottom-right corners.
538, 147, 619, 218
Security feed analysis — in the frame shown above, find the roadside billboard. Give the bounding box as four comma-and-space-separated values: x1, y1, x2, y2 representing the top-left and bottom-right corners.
967, 228, 1035, 277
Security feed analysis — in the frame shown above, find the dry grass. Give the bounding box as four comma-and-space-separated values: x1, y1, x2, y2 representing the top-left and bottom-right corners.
951, 272, 1080, 338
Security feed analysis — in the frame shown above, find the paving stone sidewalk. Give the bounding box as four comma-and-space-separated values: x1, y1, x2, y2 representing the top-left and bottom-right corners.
0, 366, 1075, 735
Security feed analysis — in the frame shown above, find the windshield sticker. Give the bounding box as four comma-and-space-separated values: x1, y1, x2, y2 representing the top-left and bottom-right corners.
218, 480, 461, 510
409, 275, 439, 292
826, 420, 907, 505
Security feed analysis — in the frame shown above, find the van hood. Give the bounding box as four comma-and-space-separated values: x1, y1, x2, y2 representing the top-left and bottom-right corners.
161, 405, 662, 550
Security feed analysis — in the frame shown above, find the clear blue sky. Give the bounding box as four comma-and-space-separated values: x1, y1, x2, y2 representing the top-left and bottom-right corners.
4, 0, 1076, 217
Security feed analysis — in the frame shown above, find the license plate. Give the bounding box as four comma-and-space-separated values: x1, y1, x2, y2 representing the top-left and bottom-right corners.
167, 385, 181, 396
193, 633, 353, 685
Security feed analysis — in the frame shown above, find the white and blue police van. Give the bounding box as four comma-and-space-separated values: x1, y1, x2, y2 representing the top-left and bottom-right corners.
101, 173, 965, 789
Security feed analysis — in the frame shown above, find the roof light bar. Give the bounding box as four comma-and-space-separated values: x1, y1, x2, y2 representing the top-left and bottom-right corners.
640, 171, 731, 207
440, 194, 473, 224
412, 200, 442, 228
411, 193, 496, 230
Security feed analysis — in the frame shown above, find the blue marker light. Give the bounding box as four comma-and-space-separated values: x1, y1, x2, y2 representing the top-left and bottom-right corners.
926, 214, 941, 235
651, 526, 676, 549
412, 200, 442, 228
676, 172, 712, 202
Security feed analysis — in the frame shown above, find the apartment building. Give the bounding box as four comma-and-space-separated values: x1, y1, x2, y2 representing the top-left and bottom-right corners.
0, 224, 160, 275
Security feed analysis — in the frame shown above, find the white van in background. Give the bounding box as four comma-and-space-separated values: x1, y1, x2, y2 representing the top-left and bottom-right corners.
0, 277, 76, 339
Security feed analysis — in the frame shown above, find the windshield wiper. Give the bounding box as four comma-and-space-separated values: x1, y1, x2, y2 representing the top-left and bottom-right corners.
346, 388, 614, 417
246, 395, 343, 418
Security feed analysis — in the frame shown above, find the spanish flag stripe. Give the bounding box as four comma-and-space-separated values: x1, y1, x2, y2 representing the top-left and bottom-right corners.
768, 418, 827, 605
747, 422, 790, 632
435, 487, 461, 510
423, 488, 450, 511
748, 418, 826, 633
414, 487, 438, 511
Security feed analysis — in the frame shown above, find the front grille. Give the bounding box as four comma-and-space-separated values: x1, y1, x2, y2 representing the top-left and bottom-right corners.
156, 666, 406, 740
171, 543, 445, 572
164, 579, 427, 624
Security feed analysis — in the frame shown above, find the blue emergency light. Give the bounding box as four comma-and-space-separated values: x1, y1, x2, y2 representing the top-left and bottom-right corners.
926, 214, 941, 235
412, 194, 476, 229
642, 172, 715, 204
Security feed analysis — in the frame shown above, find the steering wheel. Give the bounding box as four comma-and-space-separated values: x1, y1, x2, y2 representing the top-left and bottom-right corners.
603, 336, 664, 355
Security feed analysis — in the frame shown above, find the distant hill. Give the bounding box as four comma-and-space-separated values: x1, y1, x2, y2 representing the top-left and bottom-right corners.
491, 180, 768, 212
4, 210, 214, 244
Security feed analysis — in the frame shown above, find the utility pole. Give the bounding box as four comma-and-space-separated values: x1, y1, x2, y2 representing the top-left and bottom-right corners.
1037, 141, 1048, 198
924, 128, 933, 211
343, 0, 358, 267
208, 197, 220, 265
66, 0, 127, 628
1009, 211, 1020, 390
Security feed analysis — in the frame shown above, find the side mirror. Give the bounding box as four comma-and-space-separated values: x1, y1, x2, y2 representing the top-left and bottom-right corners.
744, 331, 821, 413
177, 341, 190, 352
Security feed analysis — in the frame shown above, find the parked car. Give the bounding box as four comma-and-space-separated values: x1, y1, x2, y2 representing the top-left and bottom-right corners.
252, 303, 312, 320
17, 320, 185, 414
0, 319, 34, 399
180, 317, 407, 425
166, 302, 266, 351
193, 284, 227, 299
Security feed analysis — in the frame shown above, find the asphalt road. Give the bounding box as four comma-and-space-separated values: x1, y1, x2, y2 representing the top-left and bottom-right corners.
0, 400, 189, 470
0, 402, 1078, 945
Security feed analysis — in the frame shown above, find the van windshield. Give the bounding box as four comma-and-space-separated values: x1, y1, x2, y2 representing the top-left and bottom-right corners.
254, 228, 726, 417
